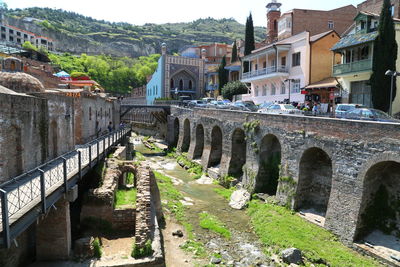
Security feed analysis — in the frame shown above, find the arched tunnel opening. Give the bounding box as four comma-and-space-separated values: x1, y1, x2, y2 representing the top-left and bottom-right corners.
182, 119, 190, 152
193, 124, 204, 159
355, 161, 400, 244
228, 128, 246, 178
296, 147, 332, 217
209, 126, 223, 167
255, 134, 281, 195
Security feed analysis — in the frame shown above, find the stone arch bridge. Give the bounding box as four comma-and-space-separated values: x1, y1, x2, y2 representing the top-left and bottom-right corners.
168, 106, 400, 244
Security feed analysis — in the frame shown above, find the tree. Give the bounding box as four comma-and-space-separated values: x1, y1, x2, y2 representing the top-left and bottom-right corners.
231, 40, 238, 63
244, 14, 255, 72
370, 0, 398, 112
244, 13, 255, 56
22, 41, 38, 52
218, 55, 229, 90
221, 81, 248, 101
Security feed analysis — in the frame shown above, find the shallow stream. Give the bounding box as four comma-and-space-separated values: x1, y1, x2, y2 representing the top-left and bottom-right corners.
133, 139, 273, 266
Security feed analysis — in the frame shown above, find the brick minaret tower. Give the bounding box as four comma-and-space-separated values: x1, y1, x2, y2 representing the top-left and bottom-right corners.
266, 0, 282, 43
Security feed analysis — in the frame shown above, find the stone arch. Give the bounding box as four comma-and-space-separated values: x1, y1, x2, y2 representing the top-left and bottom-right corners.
170, 69, 197, 90
296, 147, 333, 215
228, 128, 246, 178
255, 134, 281, 195
208, 125, 223, 167
193, 124, 204, 159
182, 119, 191, 152
50, 120, 58, 158
173, 118, 179, 147
354, 154, 400, 241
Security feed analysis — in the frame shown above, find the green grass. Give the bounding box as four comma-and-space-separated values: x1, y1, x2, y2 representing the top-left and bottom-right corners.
131, 239, 153, 258
134, 151, 145, 161
176, 153, 203, 175
154, 171, 207, 258
199, 212, 231, 239
126, 172, 134, 185
92, 237, 102, 259
115, 188, 137, 208
247, 200, 382, 267
213, 187, 235, 201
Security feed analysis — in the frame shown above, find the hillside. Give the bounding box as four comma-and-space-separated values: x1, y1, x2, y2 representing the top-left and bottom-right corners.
4, 7, 266, 57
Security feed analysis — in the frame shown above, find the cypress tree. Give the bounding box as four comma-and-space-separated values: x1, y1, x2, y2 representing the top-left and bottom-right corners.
218, 55, 229, 90
231, 40, 238, 63
244, 13, 255, 72
245, 13, 255, 56
370, 0, 398, 112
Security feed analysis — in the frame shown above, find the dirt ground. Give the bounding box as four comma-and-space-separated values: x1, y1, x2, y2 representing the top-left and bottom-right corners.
162, 218, 206, 267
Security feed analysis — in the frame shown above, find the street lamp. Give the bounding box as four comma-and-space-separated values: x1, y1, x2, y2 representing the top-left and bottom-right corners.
284, 79, 295, 104
385, 70, 400, 116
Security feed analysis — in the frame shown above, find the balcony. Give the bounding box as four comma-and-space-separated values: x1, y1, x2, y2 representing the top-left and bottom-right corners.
242, 66, 289, 81
333, 58, 372, 76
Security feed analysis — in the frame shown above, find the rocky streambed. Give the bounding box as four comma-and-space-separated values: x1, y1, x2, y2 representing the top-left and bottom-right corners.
134, 140, 276, 266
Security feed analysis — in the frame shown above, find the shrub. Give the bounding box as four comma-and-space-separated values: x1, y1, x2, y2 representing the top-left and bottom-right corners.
131, 239, 153, 258
92, 237, 102, 259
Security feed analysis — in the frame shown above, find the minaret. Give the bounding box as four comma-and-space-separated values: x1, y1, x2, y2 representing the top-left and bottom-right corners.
266, 0, 282, 43
161, 43, 167, 56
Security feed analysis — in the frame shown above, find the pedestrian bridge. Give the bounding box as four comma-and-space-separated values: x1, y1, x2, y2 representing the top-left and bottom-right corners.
0, 127, 130, 248
169, 106, 400, 247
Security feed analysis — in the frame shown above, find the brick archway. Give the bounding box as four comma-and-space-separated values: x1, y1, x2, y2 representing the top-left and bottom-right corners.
228, 128, 246, 178
182, 119, 191, 152
208, 125, 223, 167
193, 124, 204, 159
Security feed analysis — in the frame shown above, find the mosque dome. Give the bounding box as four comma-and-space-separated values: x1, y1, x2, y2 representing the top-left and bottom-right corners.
0, 72, 45, 94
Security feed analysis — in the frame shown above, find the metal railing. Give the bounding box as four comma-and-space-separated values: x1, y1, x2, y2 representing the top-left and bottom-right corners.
242, 65, 289, 79
0, 127, 130, 248
333, 59, 372, 76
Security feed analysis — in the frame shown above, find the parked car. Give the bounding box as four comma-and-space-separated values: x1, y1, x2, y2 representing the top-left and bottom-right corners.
258, 102, 273, 110
258, 104, 302, 115
188, 100, 208, 108
343, 108, 400, 123
209, 100, 231, 109
202, 97, 215, 103
233, 101, 259, 112
335, 104, 365, 118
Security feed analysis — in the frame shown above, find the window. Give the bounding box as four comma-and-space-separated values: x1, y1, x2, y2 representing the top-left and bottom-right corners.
263, 61, 267, 69
328, 20, 334, 29
89, 107, 92, 121
170, 79, 174, 89
189, 80, 193, 90
1, 34, 5, 39
280, 82, 286, 94
263, 85, 267, 96
9, 36, 13, 42
291, 79, 301, 93
24, 34, 28, 39
292, 52, 301, 67
9, 29, 13, 34
1, 26, 5, 31
281, 56, 286, 67
271, 84, 276, 95
16, 31, 21, 36
179, 79, 183, 90
255, 64, 258, 71
391, 4, 395, 17
17, 38, 21, 43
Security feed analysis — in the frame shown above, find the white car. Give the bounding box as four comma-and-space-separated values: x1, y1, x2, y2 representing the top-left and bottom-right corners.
258, 104, 302, 115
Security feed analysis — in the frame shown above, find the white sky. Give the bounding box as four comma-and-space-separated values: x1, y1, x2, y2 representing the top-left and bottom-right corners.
3, 0, 365, 27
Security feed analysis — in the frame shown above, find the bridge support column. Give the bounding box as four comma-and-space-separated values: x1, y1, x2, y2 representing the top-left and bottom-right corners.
126, 139, 134, 160
36, 197, 71, 260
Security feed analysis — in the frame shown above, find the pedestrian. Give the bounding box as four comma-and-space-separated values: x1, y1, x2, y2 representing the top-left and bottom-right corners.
312, 102, 319, 115
108, 121, 113, 133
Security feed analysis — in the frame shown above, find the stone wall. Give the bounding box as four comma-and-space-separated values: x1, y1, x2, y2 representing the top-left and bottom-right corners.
0, 92, 48, 182
113, 209, 136, 231
170, 107, 400, 243
74, 95, 120, 144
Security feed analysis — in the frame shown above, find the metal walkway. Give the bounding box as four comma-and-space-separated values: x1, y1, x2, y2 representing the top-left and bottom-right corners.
0, 127, 130, 248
